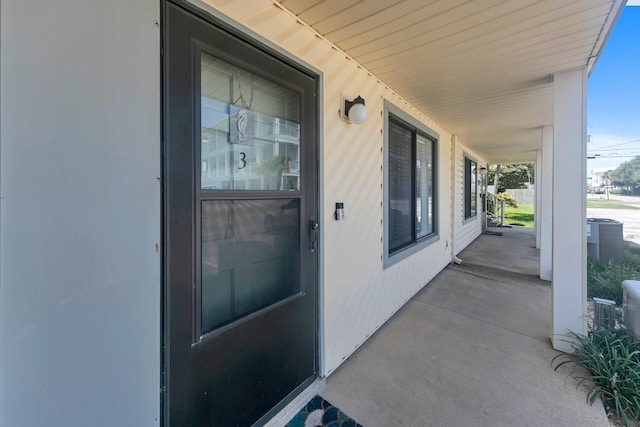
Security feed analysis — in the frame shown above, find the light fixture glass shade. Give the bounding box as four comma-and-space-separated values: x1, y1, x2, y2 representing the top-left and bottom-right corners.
348, 102, 368, 124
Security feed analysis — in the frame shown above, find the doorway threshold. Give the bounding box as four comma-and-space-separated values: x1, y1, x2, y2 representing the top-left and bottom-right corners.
263, 378, 326, 427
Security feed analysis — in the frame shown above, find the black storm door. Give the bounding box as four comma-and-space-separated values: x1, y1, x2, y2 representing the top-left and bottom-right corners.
163, 3, 318, 425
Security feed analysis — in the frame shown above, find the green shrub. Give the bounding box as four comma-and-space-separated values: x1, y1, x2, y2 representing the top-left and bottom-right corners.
587, 261, 638, 305
588, 246, 640, 305
624, 243, 640, 266
553, 327, 640, 426
498, 192, 519, 208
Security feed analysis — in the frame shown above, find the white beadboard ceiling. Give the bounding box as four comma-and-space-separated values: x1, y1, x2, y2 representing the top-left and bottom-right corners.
277, 0, 625, 164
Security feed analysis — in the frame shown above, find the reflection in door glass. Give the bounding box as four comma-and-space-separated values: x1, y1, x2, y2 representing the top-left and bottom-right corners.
201, 53, 301, 191
201, 199, 301, 333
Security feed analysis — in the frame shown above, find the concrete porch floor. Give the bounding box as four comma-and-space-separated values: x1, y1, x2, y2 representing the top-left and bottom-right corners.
322, 227, 609, 426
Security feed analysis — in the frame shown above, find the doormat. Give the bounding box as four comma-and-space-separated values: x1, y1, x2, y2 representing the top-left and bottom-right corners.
285, 395, 363, 427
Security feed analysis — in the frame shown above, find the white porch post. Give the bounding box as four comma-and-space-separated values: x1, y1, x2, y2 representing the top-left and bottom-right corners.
535, 149, 542, 249
552, 68, 588, 351
540, 126, 553, 281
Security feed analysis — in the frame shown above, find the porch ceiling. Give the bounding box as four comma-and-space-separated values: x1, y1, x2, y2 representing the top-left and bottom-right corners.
276, 0, 624, 164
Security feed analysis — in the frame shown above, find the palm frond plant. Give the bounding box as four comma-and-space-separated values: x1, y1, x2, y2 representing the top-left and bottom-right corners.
553, 327, 640, 426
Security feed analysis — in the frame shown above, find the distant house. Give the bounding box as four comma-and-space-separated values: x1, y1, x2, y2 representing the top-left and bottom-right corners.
590, 166, 616, 191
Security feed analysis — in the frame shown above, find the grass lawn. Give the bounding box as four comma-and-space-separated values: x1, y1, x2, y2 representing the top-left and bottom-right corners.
504, 203, 534, 227
586, 199, 640, 209
504, 199, 637, 227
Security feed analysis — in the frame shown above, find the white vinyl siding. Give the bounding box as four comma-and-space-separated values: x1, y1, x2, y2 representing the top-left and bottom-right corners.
453, 138, 483, 254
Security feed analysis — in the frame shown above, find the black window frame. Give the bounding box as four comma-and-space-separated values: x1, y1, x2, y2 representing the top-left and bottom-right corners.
464, 156, 477, 220
384, 100, 439, 268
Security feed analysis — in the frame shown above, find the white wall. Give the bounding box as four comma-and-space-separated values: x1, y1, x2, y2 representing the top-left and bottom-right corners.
453, 137, 484, 255
0, 1, 160, 426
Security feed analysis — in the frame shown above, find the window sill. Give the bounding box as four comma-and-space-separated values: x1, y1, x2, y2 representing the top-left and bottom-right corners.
384, 234, 439, 269
463, 215, 478, 225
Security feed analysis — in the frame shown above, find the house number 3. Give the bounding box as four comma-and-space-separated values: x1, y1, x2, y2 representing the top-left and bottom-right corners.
238, 152, 247, 169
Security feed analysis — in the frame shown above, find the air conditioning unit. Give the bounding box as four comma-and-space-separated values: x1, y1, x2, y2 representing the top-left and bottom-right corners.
587, 218, 623, 262
623, 280, 640, 340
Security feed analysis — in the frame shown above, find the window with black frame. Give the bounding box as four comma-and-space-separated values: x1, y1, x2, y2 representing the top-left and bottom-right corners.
464, 156, 477, 219
386, 110, 438, 265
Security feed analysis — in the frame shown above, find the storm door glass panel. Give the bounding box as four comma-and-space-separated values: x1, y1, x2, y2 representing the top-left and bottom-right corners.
201, 199, 300, 333
416, 134, 434, 238
201, 52, 301, 191
388, 119, 413, 252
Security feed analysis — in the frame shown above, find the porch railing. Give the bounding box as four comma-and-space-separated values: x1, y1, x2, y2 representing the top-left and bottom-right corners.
486, 193, 505, 227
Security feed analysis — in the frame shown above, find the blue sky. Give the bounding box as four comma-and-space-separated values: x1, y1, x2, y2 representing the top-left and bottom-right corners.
587, 3, 640, 174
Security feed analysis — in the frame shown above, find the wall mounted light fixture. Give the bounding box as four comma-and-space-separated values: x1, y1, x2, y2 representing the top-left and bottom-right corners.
477, 166, 487, 185
341, 95, 368, 125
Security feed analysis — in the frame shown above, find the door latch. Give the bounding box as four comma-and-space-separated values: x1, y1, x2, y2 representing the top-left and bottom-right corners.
309, 219, 319, 252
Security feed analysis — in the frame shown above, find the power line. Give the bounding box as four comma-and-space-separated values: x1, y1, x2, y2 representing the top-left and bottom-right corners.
587, 153, 640, 160
588, 139, 640, 149
592, 147, 640, 152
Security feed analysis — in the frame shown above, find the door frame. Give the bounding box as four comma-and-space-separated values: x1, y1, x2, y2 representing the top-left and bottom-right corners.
160, 0, 326, 424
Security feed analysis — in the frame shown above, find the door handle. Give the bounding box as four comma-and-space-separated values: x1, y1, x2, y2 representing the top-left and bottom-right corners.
309, 219, 319, 252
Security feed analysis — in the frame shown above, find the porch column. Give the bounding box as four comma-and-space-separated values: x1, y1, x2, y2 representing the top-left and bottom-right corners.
540, 127, 553, 281
552, 68, 588, 351
535, 149, 542, 249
